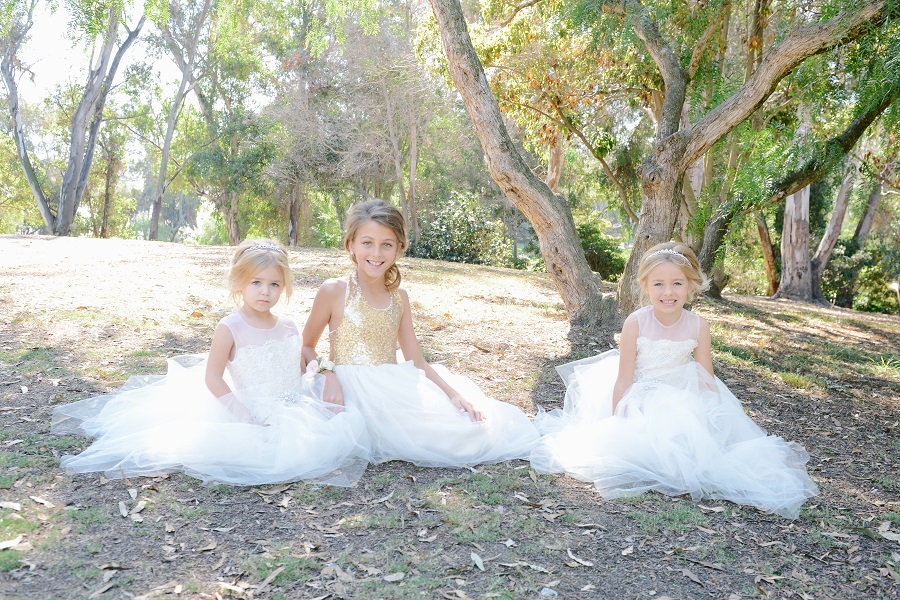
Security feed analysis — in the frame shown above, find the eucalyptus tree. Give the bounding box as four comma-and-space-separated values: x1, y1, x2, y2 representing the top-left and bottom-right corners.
145, 0, 212, 240
472, 0, 651, 222
428, 0, 896, 325
1, 0, 164, 235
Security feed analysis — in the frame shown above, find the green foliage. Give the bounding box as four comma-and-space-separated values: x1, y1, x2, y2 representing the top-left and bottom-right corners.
410, 192, 510, 266
574, 215, 625, 281
823, 232, 900, 315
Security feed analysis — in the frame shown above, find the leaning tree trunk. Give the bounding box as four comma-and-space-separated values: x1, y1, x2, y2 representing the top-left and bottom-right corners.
427, 0, 617, 334
150, 0, 212, 241
810, 170, 853, 302
756, 211, 780, 296
57, 11, 144, 236
546, 126, 565, 193
836, 180, 883, 307
774, 185, 812, 300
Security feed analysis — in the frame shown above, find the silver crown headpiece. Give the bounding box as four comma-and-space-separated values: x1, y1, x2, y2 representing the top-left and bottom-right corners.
247, 243, 285, 254
650, 248, 685, 259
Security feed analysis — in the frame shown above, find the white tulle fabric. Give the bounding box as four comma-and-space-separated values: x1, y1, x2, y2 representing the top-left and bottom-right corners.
52, 313, 369, 487
531, 306, 819, 519
330, 275, 540, 467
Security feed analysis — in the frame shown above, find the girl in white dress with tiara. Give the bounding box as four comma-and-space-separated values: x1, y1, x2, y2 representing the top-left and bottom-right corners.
52, 240, 369, 487
301, 200, 540, 467
530, 242, 819, 518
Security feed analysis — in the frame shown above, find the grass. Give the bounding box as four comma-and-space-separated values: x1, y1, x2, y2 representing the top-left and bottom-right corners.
66, 505, 110, 530
868, 354, 900, 378
875, 477, 899, 493
0, 550, 23, 571
778, 371, 822, 390
342, 512, 404, 530
243, 546, 321, 586
0, 346, 61, 376
628, 501, 707, 534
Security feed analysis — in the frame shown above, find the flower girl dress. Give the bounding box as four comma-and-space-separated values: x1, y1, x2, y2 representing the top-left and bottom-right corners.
531, 306, 818, 519
330, 274, 540, 467
52, 312, 369, 486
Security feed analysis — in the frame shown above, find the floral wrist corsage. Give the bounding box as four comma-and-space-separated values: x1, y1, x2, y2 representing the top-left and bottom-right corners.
316, 356, 335, 374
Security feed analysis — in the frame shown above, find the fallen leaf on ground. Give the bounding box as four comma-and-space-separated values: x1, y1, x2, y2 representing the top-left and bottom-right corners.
682, 568, 703, 586
254, 565, 286, 595
384, 572, 405, 582
566, 548, 594, 567
0, 535, 24, 550
471, 552, 485, 571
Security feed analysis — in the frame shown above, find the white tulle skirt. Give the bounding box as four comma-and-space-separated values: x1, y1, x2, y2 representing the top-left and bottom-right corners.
531, 351, 819, 519
337, 361, 540, 468
52, 355, 370, 487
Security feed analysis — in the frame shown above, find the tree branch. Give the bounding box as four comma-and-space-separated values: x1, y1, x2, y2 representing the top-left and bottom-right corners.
685, 0, 889, 167
763, 84, 899, 206
687, 1, 731, 80
499, 0, 545, 27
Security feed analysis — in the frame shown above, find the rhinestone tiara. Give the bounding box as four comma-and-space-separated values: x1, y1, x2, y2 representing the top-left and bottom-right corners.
650, 248, 685, 258
247, 243, 285, 254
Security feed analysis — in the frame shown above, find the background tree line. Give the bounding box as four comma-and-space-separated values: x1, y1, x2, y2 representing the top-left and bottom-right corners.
2, 0, 898, 325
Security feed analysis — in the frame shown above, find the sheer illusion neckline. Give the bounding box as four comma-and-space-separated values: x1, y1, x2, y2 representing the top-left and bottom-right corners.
235, 310, 280, 330
352, 273, 393, 311
649, 307, 685, 329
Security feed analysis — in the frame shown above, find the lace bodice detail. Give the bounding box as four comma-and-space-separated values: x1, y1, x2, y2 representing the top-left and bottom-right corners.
331, 274, 402, 366
631, 306, 700, 382
221, 312, 303, 396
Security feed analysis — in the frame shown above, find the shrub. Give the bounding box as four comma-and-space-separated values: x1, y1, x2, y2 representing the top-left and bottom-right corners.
575, 217, 625, 281
410, 192, 510, 266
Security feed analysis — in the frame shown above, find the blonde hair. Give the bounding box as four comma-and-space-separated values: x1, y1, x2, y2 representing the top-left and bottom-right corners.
228, 239, 293, 304
637, 242, 709, 303
343, 200, 407, 290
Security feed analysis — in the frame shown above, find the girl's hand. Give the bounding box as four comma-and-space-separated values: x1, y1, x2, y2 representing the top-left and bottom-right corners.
322, 371, 345, 413
450, 394, 485, 422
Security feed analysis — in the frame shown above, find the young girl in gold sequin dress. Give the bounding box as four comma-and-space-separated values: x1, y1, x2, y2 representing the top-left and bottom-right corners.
302, 200, 539, 467
52, 240, 369, 487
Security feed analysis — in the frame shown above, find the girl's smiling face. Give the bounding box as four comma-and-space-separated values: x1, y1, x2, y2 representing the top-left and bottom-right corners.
642, 261, 689, 320
348, 221, 400, 282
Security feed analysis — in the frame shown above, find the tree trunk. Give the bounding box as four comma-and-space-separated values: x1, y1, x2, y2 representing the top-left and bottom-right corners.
223, 191, 240, 246
756, 211, 779, 296
546, 125, 565, 193
774, 185, 812, 300
810, 170, 853, 301
56, 11, 144, 236
836, 180, 883, 307
427, 0, 617, 333
151, 0, 212, 241
1, 6, 54, 231
618, 137, 689, 313
852, 179, 881, 247
288, 184, 301, 247
408, 118, 420, 245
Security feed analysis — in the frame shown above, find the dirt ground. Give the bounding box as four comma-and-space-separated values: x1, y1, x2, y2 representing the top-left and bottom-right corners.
0, 235, 898, 600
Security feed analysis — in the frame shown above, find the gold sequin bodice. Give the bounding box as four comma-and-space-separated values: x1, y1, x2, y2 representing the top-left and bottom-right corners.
331, 274, 402, 366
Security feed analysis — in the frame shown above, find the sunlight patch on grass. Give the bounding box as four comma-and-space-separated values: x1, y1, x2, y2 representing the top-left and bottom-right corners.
866, 354, 900, 379
0, 346, 60, 376
778, 371, 821, 390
